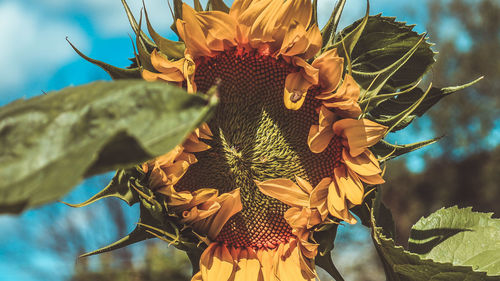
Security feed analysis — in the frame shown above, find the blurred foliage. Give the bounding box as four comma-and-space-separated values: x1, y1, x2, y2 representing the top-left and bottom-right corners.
72, 242, 191, 281
424, 0, 500, 155
380, 0, 500, 246
383, 145, 500, 246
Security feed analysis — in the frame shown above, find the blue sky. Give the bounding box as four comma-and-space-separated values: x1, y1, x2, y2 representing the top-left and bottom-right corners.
0, 0, 476, 280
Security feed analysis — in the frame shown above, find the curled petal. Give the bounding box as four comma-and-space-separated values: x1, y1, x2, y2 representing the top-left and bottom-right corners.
181, 201, 221, 224
295, 176, 313, 194
279, 22, 321, 59
303, 24, 322, 59
307, 106, 337, 153
342, 149, 383, 177
358, 173, 385, 185
318, 74, 362, 118
284, 72, 313, 110
327, 180, 357, 224
309, 177, 331, 220
334, 118, 388, 157
311, 48, 344, 94
205, 189, 243, 239
334, 166, 364, 206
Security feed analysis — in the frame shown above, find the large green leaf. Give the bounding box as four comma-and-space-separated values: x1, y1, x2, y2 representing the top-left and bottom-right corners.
340, 15, 435, 92
409, 206, 500, 276
0, 80, 217, 214
371, 195, 500, 280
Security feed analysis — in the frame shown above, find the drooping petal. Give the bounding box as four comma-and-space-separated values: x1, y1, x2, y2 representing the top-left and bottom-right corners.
200, 243, 236, 281
142, 50, 186, 83
309, 177, 331, 220
342, 149, 383, 177
206, 189, 243, 239
181, 201, 221, 224
279, 22, 321, 59
311, 48, 344, 94
284, 72, 314, 110
176, 7, 211, 57
295, 176, 313, 194
358, 173, 386, 185
255, 179, 309, 208
183, 133, 212, 152
318, 74, 362, 118
334, 118, 388, 157
334, 166, 364, 205
303, 24, 322, 59
307, 106, 337, 153
279, 21, 309, 57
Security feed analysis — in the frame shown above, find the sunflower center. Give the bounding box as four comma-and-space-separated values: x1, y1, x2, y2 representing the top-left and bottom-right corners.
175, 48, 343, 249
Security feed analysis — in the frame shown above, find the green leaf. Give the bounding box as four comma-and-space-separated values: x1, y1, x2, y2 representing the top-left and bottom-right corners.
369, 77, 483, 118
371, 196, 500, 280
313, 223, 345, 281
144, 6, 185, 60
121, 0, 156, 51
409, 206, 500, 276
0, 80, 217, 213
80, 204, 156, 258
320, 0, 347, 48
343, 15, 436, 92
328, 0, 369, 58
371, 138, 441, 161
67, 39, 141, 80
205, 0, 230, 12
62, 168, 141, 208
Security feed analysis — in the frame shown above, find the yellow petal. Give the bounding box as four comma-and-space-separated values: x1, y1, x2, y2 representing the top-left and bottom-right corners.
309, 177, 331, 220
342, 149, 382, 177
141, 69, 184, 83
279, 20, 309, 57
255, 179, 309, 208
284, 72, 314, 110
229, 0, 253, 18
311, 48, 344, 94
176, 6, 211, 57
234, 248, 264, 281
327, 180, 346, 214
303, 24, 322, 59
240, 0, 281, 45
150, 49, 185, 78
257, 248, 275, 281
191, 271, 203, 281
189, 188, 219, 207
334, 166, 364, 205
206, 189, 243, 239
307, 125, 334, 153
275, 0, 312, 33
284, 207, 309, 230
319, 74, 362, 118
333, 118, 388, 157
181, 201, 221, 224
197, 11, 238, 52
295, 176, 313, 194
183, 54, 197, 93
358, 173, 385, 185
202, 243, 235, 281
183, 134, 212, 152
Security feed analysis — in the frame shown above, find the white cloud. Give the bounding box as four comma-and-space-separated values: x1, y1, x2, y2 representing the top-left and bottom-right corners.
0, 1, 88, 98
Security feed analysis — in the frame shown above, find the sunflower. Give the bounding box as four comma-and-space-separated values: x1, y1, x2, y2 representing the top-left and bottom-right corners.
132, 0, 389, 279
